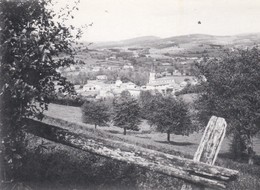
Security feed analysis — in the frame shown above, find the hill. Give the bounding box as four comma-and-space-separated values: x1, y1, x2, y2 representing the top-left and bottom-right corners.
89, 36, 161, 48
91, 33, 260, 48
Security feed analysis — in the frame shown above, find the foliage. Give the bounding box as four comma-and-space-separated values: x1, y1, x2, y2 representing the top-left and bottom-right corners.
139, 90, 163, 122
175, 84, 203, 96
50, 94, 84, 107
113, 91, 141, 135
138, 90, 154, 118
65, 66, 150, 86
9, 125, 260, 190
195, 47, 260, 163
0, 0, 80, 180
81, 100, 110, 128
151, 96, 192, 141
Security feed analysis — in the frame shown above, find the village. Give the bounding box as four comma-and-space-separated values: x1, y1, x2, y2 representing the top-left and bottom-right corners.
2, 0, 260, 190
73, 69, 197, 99
56, 46, 199, 100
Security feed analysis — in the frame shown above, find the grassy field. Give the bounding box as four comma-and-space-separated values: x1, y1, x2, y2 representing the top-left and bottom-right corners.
45, 103, 260, 156
15, 102, 257, 190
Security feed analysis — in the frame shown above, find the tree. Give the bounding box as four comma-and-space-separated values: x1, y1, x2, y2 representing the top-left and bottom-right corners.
113, 91, 141, 135
0, 0, 80, 180
139, 91, 164, 127
151, 96, 191, 142
81, 101, 110, 129
195, 47, 260, 164
138, 90, 154, 119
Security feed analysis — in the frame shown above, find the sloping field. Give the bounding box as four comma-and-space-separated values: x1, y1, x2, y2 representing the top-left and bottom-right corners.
25, 118, 239, 190
44, 103, 257, 157
45, 103, 260, 156
21, 103, 260, 190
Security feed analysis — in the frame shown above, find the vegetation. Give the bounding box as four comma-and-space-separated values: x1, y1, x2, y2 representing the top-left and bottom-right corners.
175, 84, 203, 96
113, 91, 141, 135
51, 94, 84, 107
66, 67, 150, 86
139, 91, 192, 141
1, 0, 259, 189
29, 101, 260, 190
81, 100, 110, 128
152, 96, 191, 142
195, 47, 260, 164
139, 91, 163, 124
0, 0, 80, 181
7, 117, 260, 190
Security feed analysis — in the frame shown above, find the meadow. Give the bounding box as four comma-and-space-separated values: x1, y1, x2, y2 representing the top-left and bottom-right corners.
44, 103, 260, 156
11, 103, 260, 190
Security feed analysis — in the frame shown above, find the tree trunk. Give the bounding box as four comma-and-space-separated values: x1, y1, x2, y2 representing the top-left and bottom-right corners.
95, 124, 97, 129
123, 127, 126, 135
167, 131, 170, 142
245, 134, 254, 165
231, 130, 246, 160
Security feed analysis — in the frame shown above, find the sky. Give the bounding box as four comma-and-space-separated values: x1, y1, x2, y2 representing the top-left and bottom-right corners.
54, 0, 260, 42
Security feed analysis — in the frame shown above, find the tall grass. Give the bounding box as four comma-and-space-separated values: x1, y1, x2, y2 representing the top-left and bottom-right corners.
8, 134, 260, 190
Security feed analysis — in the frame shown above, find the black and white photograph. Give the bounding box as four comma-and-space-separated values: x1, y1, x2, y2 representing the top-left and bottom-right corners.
0, 0, 260, 189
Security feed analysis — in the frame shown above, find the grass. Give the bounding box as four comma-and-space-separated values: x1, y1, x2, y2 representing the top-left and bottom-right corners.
15, 103, 260, 190
45, 103, 260, 156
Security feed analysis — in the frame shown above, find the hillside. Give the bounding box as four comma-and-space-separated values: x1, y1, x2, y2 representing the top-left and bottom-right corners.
87, 36, 161, 49
85, 33, 260, 58
91, 33, 260, 49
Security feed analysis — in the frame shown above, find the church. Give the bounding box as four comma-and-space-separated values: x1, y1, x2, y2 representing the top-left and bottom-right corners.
143, 71, 183, 96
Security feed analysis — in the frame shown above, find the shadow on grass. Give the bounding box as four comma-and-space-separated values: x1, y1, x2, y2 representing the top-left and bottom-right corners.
219, 152, 260, 166
135, 136, 151, 139
156, 140, 195, 146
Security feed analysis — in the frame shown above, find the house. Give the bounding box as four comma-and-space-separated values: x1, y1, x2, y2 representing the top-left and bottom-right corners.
77, 78, 142, 99
82, 83, 101, 92
123, 65, 134, 70
96, 75, 108, 80
172, 69, 182, 76
107, 66, 121, 71
161, 62, 171, 66
92, 66, 102, 72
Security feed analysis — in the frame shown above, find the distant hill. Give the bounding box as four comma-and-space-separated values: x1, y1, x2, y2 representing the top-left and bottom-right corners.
80, 33, 260, 58
91, 36, 161, 48
90, 33, 260, 49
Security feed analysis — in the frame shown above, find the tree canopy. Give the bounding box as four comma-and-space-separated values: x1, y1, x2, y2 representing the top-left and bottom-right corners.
195, 47, 260, 163
151, 96, 191, 142
0, 0, 80, 180
113, 91, 141, 135
81, 101, 110, 128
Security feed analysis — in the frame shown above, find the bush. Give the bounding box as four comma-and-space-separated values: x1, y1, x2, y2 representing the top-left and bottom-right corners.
50, 95, 85, 107
175, 84, 203, 96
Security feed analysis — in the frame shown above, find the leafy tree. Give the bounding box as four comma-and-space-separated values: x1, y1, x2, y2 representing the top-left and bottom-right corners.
151, 96, 191, 142
195, 47, 260, 164
81, 101, 110, 129
113, 91, 141, 135
0, 0, 80, 181
138, 90, 153, 118
139, 90, 162, 122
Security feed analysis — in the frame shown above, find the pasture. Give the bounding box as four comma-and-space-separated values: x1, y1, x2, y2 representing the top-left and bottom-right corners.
14, 102, 260, 190
44, 103, 260, 157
